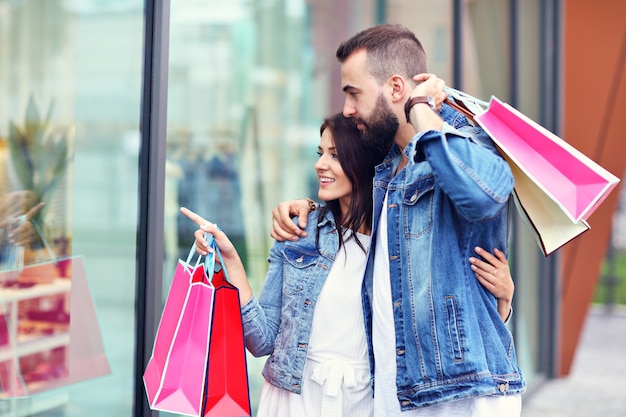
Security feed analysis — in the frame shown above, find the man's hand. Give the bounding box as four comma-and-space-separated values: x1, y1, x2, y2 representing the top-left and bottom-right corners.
406, 74, 446, 132
411, 73, 448, 110
270, 199, 311, 242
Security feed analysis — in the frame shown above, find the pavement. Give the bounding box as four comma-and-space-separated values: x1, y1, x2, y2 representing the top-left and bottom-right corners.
520, 304, 626, 417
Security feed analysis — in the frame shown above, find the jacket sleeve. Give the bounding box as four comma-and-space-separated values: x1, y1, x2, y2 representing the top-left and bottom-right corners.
240, 240, 284, 357
415, 122, 514, 221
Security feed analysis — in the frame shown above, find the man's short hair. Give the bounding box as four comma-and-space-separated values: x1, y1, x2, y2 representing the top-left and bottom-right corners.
336, 24, 428, 85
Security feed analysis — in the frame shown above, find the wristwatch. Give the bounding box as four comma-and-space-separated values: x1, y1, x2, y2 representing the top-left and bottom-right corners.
404, 95, 436, 122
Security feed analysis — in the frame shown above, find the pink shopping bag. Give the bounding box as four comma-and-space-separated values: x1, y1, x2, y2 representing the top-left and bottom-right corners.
0, 222, 110, 399
444, 90, 620, 255
143, 249, 215, 416
66, 257, 111, 386
474, 97, 619, 224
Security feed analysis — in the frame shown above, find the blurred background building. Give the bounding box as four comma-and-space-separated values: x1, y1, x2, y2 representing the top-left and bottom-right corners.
0, 0, 624, 416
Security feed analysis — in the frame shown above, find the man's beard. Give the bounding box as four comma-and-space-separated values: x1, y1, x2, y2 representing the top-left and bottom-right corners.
357, 94, 398, 151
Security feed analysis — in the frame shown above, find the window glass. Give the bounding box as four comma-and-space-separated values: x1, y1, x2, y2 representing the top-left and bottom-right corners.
0, 1, 144, 415
164, 1, 373, 413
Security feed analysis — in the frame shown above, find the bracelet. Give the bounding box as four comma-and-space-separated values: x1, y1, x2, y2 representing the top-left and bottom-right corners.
305, 197, 318, 213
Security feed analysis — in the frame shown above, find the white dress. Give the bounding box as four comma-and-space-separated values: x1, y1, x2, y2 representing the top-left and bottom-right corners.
256, 231, 373, 417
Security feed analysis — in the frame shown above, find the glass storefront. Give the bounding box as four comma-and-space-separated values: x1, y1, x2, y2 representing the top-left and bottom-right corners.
1, 1, 560, 416
1, 1, 144, 415
163, 2, 376, 413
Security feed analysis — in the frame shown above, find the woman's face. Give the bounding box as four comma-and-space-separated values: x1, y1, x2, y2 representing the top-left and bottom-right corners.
315, 128, 352, 216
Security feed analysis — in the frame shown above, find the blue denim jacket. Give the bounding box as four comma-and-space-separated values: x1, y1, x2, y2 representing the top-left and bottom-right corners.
240, 209, 343, 394
363, 104, 526, 410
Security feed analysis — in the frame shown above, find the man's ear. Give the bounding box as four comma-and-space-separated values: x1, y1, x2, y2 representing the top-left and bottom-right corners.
388, 74, 410, 104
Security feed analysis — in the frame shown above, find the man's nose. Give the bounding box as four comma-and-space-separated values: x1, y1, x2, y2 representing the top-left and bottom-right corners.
343, 101, 356, 118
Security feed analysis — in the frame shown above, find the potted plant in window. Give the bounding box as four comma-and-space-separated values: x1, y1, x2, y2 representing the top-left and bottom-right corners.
3, 95, 72, 284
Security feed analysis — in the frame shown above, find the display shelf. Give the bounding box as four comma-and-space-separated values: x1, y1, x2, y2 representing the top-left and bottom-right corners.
0, 332, 70, 362
0, 279, 71, 303
0, 277, 71, 412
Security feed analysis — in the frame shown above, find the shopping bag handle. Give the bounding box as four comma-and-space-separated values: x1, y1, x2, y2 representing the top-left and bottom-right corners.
183, 238, 205, 276
444, 87, 489, 108
203, 231, 231, 285
443, 87, 490, 124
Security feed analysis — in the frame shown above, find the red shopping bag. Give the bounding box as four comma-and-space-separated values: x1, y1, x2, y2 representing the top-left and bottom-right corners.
143, 247, 215, 416
202, 266, 251, 417
445, 89, 621, 255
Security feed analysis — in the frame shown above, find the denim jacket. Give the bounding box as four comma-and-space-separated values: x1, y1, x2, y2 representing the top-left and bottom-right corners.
362, 104, 526, 410
240, 209, 343, 394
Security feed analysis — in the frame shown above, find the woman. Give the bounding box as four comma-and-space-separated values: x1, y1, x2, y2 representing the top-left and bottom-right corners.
180, 113, 514, 417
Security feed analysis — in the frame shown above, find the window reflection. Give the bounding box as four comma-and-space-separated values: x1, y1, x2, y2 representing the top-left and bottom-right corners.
1, 0, 143, 415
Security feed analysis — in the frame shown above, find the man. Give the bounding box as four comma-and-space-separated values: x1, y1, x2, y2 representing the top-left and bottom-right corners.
271, 24, 525, 416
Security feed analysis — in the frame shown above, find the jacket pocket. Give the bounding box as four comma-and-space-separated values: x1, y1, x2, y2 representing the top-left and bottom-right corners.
444, 295, 465, 363
281, 246, 318, 295
402, 175, 435, 238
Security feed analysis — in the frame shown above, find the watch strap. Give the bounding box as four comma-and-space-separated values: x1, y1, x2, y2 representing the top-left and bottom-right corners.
404, 96, 435, 122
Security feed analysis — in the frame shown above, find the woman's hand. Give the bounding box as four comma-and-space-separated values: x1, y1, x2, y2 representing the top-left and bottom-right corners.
469, 246, 514, 322
179, 206, 253, 305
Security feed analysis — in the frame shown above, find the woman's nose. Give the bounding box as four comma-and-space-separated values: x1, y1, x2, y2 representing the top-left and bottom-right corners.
314, 155, 328, 170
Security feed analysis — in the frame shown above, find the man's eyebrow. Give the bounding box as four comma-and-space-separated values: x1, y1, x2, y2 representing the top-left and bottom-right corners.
342, 84, 358, 92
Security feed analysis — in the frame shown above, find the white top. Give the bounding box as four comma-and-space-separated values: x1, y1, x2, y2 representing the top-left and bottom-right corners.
307, 230, 370, 363
372, 193, 521, 417
256, 230, 373, 417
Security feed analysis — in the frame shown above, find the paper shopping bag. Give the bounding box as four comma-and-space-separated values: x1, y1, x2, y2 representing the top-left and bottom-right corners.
66, 257, 111, 385
444, 89, 620, 255
202, 266, 251, 417
143, 249, 215, 416
508, 161, 591, 255
1, 236, 110, 398
474, 97, 620, 223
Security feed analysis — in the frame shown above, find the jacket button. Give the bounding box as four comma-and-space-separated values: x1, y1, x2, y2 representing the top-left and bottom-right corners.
498, 382, 509, 392
409, 192, 418, 203
296, 256, 304, 263
397, 349, 405, 355
304, 299, 313, 306
298, 343, 307, 349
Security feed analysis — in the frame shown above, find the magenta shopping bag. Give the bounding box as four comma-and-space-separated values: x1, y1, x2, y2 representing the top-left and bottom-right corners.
143, 248, 215, 416
445, 89, 620, 255
474, 97, 619, 223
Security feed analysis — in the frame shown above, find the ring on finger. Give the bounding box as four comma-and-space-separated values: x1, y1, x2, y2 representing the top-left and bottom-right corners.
493, 269, 498, 276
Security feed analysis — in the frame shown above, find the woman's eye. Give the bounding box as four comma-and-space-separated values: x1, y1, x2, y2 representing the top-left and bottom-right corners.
316, 150, 322, 157
331, 153, 339, 160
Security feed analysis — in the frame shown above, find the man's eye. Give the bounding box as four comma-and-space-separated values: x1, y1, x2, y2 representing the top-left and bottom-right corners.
316, 151, 322, 157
